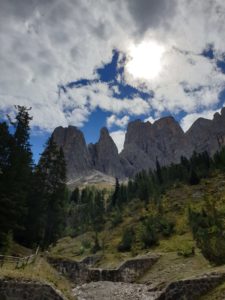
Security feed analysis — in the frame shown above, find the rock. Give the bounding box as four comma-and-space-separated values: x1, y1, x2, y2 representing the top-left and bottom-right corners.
0, 278, 66, 300
52, 126, 93, 180
89, 127, 125, 178
121, 116, 188, 175
186, 109, 225, 155
51, 107, 225, 183
73, 281, 159, 300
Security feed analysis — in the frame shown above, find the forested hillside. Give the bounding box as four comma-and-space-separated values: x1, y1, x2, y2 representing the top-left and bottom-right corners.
0, 106, 68, 252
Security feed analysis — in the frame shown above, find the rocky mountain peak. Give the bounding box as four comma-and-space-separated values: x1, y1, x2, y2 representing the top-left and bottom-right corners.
52, 126, 92, 180
153, 116, 184, 136
89, 126, 125, 178
52, 107, 225, 183
100, 127, 110, 138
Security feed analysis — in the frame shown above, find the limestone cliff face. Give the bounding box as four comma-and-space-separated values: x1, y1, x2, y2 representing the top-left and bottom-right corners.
121, 109, 225, 177
52, 108, 225, 183
186, 108, 225, 155
52, 126, 93, 180
88, 127, 125, 178
120, 116, 188, 175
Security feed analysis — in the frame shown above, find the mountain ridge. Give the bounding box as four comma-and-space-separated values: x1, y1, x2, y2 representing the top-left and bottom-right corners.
52, 108, 225, 183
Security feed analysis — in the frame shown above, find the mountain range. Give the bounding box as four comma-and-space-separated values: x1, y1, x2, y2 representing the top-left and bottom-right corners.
52, 107, 225, 185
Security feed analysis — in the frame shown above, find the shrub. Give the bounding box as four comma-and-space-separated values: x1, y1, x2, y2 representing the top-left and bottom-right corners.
117, 227, 135, 252
188, 198, 225, 265
158, 218, 175, 237
110, 210, 123, 228
139, 217, 159, 249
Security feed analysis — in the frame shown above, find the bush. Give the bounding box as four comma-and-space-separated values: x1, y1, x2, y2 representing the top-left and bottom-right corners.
110, 210, 123, 228
139, 217, 159, 249
158, 218, 175, 237
81, 239, 91, 249
189, 198, 225, 265
177, 246, 195, 258
117, 227, 135, 252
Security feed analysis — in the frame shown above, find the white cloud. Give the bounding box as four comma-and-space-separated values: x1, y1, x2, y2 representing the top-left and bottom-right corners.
1, 0, 225, 132
180, 109, 220, 132
110, 130, 126, 153
106, 115, 130, 129
144, 116, 158, 124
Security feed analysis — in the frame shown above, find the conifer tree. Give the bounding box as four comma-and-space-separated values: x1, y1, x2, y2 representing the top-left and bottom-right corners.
111, 177, 120, 206
71, 187, 80, 203
27, 137, 68, 248
8, 106, 33, 243
0, 122, 14, 250
156, 158, 163, 184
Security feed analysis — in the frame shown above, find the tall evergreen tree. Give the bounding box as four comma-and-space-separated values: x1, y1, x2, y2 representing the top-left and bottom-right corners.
8, 106, 33, 244
111, 177, 120, 206
0, 122, 14, 250
71, 187, 80, 203
156, 158, 163, 184
27, 137, 68, 248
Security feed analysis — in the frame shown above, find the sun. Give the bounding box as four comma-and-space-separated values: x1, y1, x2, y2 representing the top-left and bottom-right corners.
126, 40, 165, 81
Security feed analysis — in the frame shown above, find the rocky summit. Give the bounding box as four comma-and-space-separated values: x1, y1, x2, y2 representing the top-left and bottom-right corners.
52, 107, 225, 183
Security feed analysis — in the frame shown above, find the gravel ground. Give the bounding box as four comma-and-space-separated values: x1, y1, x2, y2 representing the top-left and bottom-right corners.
73, 281, 160, 300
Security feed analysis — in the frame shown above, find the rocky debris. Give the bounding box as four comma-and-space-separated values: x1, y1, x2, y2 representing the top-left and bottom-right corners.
72, 271, 225, 300
73, 281, 160, 300
52, 107, 225, 183
67, 170, 115, 190
0, 278, 67, 300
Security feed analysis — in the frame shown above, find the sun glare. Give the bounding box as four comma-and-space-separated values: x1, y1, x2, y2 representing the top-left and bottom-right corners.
126, 40, 165, 80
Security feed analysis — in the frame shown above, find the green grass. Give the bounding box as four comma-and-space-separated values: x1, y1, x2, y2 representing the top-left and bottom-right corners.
49, 172, 225, 299
0, 256, 74, 299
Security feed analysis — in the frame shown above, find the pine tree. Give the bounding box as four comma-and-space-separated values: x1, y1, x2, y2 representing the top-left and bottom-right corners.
156, 158, 163, 184
0, 122, 14, 250
27, 137, 68, 248
7, 106, 33, 244
71, 187, 80, 203
189, 168, 200, 185
111, 177, 120, 206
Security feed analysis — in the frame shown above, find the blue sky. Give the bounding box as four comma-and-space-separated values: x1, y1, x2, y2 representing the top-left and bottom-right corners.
29, 47, 225, 163
1, 1, 225, 163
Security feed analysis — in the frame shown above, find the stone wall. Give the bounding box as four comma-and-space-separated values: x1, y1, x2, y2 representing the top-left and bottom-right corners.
0, 278, 67, 300
48, 254, 159, 284
155, 272, 225, 300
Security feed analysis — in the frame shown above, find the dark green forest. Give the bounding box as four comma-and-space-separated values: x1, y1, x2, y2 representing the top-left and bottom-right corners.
0, 106, 68, 251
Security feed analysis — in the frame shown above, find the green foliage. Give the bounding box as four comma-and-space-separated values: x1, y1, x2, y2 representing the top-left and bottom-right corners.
189, 168, 200, 185
67, 186, 105, 240
139, 217, 159, 249
111, 177, 120, 206
138, 215, 174, 249
188, 197, 225, 265
27, 138, 68, 249
0, 106, 33, 251
70, 187, 80, 203
110, 209, 123, 228
177, 247, 195, 258
158, 218, 175, 237
117, 227, 135, 252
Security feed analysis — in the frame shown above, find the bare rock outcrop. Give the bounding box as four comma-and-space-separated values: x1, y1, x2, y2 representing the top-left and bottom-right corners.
88, 127, 125, 178
52, 107, 225, 183
52, 126, 93, 180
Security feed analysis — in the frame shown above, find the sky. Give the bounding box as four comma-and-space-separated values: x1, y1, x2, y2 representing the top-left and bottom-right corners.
1, 0, 225, 162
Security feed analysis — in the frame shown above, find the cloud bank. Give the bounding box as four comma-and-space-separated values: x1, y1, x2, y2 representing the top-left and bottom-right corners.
1, 0, 225, 135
